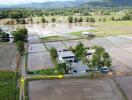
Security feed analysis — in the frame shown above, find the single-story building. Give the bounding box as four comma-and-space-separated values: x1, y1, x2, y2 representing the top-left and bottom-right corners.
57, 49, 76, 63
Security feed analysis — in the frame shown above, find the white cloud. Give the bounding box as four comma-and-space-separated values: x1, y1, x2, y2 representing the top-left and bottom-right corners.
0, 0, 75, 5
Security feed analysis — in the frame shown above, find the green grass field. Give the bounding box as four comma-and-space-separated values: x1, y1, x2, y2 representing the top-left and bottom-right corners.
41, 36, 67, 41
0, 71, 19, 100
69, 21, 132, 37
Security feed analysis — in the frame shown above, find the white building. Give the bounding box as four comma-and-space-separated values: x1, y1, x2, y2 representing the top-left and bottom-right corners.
86, 49, 96, 60
57, 49, 76, 63
81, 32, 93, 36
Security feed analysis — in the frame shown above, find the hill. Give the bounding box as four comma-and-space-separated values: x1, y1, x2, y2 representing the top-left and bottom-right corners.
0, 0, 132, 9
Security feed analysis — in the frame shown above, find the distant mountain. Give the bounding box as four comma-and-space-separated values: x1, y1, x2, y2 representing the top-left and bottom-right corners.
0, 0, 89, 8
83, 0, 132, 7
0, 0, 102, 8
0, 0, 132, 9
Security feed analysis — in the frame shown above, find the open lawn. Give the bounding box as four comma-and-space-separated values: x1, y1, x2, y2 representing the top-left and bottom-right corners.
29, 78, 125, 100
0, 71, 19, 100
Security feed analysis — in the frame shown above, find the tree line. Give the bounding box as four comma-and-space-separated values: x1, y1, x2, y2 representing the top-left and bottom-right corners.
0, 7, 132, 19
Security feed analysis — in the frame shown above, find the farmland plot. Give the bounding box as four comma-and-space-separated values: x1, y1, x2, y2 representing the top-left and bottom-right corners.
116, 76, 132, 100
46, 41, 66, 50
105, 36, 132, 46
28, 43, 47, 53
0, 43, 16, 71
28, 52, 53, 71
90, 37, 115, 49
29, 79, 124, 100
28, 35, 40, 43
107, 48, 132, 69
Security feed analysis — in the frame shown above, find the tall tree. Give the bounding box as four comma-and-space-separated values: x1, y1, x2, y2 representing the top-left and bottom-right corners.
68, 16, 73, 23
41, 16, 46, 23
12, 27, 28, 42
16, 41, 25, 55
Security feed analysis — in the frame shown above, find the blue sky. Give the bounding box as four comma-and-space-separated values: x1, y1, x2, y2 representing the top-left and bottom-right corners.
0, 0, 75, 5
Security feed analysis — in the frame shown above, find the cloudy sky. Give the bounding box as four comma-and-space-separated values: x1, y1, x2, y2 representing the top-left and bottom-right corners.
0, 0, 75, 5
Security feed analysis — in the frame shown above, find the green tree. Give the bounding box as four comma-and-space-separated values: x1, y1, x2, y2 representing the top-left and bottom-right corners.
19, 18, 26, 24
51, 18, 56, 22
103, 18, 106, 22
30, 17, 33, 24
86, 17, 90, 22
92, 53, 99, 69
74, 42, 86, 58
92, 46, 111, 69
122, 14, 132, 20
12, 27, 28, 42
57, 63, 68, 74
111, 16, 115, 21
41, 16, 46, 23
16, 41, 25, 55
102, 52, 111, 67
78, 17, 83, 22
68, 16, 73, 23
0, 27, 2, 33
74, 17, 78, 23
0, 28, 9, 41
90, 17, 95, 23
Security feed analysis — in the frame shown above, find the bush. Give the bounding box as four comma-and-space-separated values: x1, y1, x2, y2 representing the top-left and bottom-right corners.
35, 69, 56, 75
50, 48, 57, 58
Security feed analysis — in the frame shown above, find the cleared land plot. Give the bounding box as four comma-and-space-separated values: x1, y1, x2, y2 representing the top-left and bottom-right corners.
90, 37, 115, 49
122, 46, 132, 54
0, 43, 16, 71
107, 48, 132, 70
28, 52, 53, 71
45, 42, 66, 50
28, 35, 40, 43
105, 36, 132, 46
28, 43, 47, 53
116, 76, 132, 100
29, 79, 124, 100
